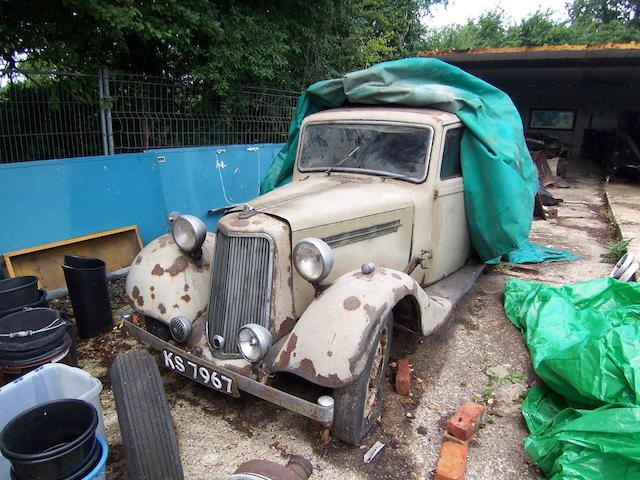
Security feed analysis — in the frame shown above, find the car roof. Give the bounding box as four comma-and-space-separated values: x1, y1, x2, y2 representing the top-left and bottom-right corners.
302, 106, 461, 126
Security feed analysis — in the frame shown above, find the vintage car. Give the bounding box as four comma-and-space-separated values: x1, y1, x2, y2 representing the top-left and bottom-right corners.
125, 106, 485, 443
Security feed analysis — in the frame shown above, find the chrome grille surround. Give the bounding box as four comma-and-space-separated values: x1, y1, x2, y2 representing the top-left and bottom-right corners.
207, 228, 274, 357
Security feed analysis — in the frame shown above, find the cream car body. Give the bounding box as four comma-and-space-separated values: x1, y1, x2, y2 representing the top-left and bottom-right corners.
126, 106, 484, 440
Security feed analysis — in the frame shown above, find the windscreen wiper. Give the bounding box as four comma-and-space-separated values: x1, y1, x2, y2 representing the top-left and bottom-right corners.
325, 145, 360, 175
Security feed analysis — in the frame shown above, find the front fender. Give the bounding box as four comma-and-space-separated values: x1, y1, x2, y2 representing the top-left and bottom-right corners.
267, 267, 431, 388
125, 233, 214, 324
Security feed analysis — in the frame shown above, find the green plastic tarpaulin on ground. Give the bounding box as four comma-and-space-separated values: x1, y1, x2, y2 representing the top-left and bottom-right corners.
505, 277, 640, 479
487, 242, 581, 265
260, 58, 539, 261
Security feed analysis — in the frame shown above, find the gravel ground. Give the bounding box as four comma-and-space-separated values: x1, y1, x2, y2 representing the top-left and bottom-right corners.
59, 161, 614, 480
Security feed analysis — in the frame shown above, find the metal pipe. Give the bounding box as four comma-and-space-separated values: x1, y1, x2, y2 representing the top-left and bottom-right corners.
46, 266, 130, 300
102, 69, 115, 155
98, 71, 108, 156
229, 455, 313, 480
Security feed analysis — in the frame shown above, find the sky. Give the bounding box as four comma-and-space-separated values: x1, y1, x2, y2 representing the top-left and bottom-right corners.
426, 0, 569, 28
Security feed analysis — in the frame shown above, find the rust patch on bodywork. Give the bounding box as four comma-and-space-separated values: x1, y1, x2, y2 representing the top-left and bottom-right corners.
364, 302, 387, 321
276, 316, 296, 340
167, 256, 188, 276
158, 303, 167, 314
157, 235, 171, 247
393, 284, 412, 299
131, 286, 144, 307
230, 219, 250, 228
226, 364, 253, 377
297, 358, 342, 387
181, 294, 191, 303
151, 293, 155, 300
343, 296, 361, 311
277, 333, 298, 369
184, 284, 189, 292
151, 264, 164, 276
150, 286, 155, 292
173, 303, 179, 309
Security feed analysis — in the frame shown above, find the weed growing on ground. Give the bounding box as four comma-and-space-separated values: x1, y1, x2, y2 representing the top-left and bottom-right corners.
488, 370, 524, 385
492, 263, 511, 274
505, 372, 524, 384
601, 238, 632, 263
480, 386, 495, 406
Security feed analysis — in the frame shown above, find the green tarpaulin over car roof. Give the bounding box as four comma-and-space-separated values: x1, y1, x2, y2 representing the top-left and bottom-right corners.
260, 57, 539, 261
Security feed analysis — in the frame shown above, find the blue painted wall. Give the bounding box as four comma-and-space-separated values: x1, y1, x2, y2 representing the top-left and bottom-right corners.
0, 144, 282, 256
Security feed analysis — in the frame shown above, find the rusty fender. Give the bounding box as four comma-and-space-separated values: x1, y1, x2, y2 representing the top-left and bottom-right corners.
125, 233, 214, 325
267, 267, 431, 388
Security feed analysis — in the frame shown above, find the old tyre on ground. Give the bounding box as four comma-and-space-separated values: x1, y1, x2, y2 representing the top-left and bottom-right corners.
331, 314, 393, 444
111, 349, 184, 480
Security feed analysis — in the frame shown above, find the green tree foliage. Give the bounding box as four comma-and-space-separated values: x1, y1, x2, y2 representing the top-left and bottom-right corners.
422, 0, 640, 51
0, 0, 440, 91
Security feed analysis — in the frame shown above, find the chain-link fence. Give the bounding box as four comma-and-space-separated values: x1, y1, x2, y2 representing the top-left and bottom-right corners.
108, 73, 297, 153
0, 70, 103, 162
0, 69, 299, 163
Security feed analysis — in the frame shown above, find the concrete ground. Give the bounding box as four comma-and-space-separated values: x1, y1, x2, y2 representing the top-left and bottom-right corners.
69, 161, 617, 480
605, 177, 640, 278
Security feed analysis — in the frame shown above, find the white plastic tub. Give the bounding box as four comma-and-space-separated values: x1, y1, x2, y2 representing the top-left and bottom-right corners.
0, 363, 106, 480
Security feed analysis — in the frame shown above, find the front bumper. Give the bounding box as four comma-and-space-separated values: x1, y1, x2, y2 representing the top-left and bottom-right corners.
124, 321, 334, 426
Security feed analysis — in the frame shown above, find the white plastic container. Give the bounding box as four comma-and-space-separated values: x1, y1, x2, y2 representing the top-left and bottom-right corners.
0, 363, 106, 480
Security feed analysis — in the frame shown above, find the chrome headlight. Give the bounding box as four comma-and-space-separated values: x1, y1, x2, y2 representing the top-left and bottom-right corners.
171, 214, 206, 253
293, 238, 333, 282
237, 324, 272, 363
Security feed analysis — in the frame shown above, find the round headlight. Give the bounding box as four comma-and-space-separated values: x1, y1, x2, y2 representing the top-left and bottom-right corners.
237, 324, 272, 363
293, 238, 333, 282
171, 214, 207, 252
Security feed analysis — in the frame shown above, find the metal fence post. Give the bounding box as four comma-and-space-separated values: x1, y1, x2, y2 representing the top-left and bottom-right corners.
101, 69, 115, 155
101, 68, 115, 155
98, 71, 109, 156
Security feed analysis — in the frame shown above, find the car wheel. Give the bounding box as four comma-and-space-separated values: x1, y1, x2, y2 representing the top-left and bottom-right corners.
331, 314, 393, 444
111, 349, 185, 480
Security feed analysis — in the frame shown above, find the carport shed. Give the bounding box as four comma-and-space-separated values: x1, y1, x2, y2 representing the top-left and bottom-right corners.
419, 43, 640, 160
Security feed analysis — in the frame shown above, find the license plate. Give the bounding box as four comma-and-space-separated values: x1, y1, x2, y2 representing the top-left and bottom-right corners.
162, 349, 235, 396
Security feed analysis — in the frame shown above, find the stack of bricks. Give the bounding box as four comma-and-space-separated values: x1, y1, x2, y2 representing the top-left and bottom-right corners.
434, 401, 486, 480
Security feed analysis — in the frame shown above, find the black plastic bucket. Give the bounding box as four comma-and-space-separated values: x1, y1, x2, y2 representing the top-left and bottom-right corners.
0, 289, 49, 319
0, 276, 39, 311
0, 399, 98, 480
0, 308, 73, 385
62, 256, 113, 339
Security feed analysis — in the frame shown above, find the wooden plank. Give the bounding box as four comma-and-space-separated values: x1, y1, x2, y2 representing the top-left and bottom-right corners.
3, 226, 143, 291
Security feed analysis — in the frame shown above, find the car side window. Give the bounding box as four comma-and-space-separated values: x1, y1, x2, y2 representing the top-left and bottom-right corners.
440, 128, 463, 180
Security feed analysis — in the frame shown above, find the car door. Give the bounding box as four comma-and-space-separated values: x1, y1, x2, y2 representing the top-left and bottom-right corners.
425, 125, 471, 283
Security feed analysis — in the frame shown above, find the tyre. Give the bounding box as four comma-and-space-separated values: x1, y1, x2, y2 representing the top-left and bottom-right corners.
111, 349, 184, 480
331, 314, 393, 444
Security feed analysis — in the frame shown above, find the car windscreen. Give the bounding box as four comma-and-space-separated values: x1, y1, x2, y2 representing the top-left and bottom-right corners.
298, 122, 432, 181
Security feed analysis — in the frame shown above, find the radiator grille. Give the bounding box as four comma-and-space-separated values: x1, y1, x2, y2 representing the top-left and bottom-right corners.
207, 230, 273, 356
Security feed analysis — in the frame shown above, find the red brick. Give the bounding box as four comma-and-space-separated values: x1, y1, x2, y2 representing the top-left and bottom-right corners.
446, 401, 485, 441
395, 358, 411, 396
434, 440, 468, 480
